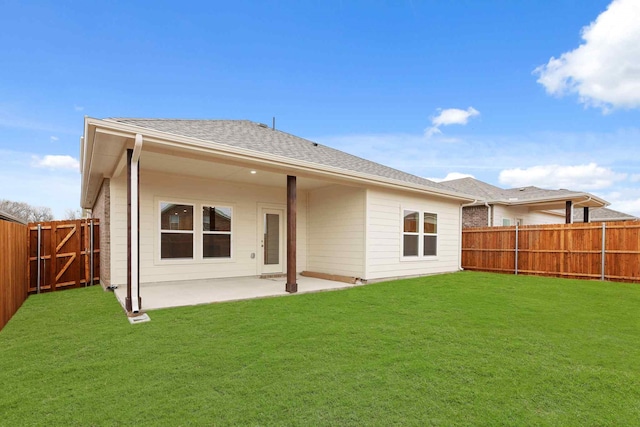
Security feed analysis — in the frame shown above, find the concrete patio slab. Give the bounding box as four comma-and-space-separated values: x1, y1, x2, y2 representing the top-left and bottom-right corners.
112, 275, 357, 311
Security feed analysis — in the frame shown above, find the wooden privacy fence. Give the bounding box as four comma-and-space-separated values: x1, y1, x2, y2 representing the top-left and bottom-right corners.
0, 220, 28, 331
462, 221, 640, 282
27, 219, 100, 294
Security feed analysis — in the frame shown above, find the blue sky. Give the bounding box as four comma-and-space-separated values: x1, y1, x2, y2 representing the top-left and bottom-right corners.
1, 0, 639, 218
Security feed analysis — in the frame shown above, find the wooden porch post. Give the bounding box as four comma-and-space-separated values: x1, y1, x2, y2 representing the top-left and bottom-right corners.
286, 175, 298, 293
583, 207, 590, 223
565, 200, 572, 224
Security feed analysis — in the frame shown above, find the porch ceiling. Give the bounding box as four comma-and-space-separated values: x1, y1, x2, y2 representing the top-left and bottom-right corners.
140, 151, 332, 190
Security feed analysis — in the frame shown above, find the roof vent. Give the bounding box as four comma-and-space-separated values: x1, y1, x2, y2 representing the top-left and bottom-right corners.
312, 142, 318, 147
258, 123, 268, 128
519, 188, 525, 191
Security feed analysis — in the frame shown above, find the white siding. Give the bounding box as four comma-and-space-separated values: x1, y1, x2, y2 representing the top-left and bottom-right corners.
110, 169, 307, 286
492, 205, 562, 226
366, 188, 462, 281
306, 185, 366, 278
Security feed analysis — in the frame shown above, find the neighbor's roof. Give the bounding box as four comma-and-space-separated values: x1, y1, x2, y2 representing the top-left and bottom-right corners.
0, 210, 27, 225
439, 177, 608, 207
573, 207, 637, 222
105, 118, 460, 194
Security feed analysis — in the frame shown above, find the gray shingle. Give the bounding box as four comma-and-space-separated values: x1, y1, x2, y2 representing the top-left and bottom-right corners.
440, 177, 594, 202
573, 207, 637, 222
107, 118, 453, 192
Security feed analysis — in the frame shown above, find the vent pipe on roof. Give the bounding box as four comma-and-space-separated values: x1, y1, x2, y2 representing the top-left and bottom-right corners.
272, 117, 275, 130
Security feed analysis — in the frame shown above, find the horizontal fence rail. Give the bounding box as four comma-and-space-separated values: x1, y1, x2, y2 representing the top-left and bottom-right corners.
462, 221, 640, 283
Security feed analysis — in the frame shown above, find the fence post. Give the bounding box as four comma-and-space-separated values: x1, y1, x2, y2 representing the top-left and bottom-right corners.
515, 224, 519, 276
601, 222, 606, 281
36, 223, 41, 294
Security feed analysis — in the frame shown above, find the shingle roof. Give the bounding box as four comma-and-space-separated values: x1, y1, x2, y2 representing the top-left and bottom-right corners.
573, 207, 637, 222
0, 210, 27, 224
106, 118, 454, 192
439, 177, 597, 203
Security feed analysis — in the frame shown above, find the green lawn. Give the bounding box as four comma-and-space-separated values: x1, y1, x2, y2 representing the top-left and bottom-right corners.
1, 272, 639, 426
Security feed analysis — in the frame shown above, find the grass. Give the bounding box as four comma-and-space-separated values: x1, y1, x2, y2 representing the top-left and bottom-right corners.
1, 271, 639, 426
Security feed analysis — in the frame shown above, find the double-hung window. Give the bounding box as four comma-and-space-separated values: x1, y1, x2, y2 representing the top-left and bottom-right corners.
423, 213, 437, 256
402, 210, 438, 258
202, 206, 232, 258
160, 203, 194, 259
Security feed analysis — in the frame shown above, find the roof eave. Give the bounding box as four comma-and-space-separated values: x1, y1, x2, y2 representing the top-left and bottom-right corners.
81, 117, 475, 204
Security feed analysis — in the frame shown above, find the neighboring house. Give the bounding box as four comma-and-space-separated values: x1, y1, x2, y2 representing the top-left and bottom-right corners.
0, 210, 27, 225
80, 118, 474, 313
572, 207, 637, 223
438, 178, 610, 228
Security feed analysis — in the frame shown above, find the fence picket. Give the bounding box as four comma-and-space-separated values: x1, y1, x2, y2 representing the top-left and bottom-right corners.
462, 220, 640, 283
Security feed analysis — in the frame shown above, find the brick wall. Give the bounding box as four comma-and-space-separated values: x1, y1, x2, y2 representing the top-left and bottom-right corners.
462, 205, 489, 228
92, 179, 110, 288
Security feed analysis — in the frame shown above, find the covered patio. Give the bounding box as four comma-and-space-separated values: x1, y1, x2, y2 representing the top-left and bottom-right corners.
112, 275, 358, 311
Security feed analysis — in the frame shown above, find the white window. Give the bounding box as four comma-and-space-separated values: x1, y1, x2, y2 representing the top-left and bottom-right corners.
202, 206, 232, 258
403, 210, 419, 257
502, 218, 511, 226
160, 202, 194, 259
423, 212, 438, 256
403, 210, 438, 258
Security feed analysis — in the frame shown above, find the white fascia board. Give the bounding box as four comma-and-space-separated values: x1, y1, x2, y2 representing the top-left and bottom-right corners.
85, 118, 476, 203
80, 118, 96, 209
496, 194, 609, 208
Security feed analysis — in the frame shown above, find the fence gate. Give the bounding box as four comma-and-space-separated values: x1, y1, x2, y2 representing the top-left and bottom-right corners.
27, 219, 100, 294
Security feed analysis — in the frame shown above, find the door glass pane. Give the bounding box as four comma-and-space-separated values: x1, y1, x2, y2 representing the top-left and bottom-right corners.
264, 213, 279, 265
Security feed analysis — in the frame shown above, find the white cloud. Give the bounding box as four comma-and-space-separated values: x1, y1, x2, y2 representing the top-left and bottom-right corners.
50, 136, 59, 142
1, 150, 80, 219
425, 107, 480, 138
498, 163, 626, 190
630, 174, 640, 182
429, 172, 475, 182
31, 155, 80, 171
74, 105, 84, 112
599, 187, 640, 217
534, 0, 640, 111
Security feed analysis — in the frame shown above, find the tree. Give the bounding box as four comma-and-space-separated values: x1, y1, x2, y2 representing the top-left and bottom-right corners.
0, 199, 54, 223
64, 208, 83, 220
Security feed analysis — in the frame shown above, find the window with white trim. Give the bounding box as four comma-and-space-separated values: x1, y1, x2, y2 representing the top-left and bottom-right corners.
403, 210, 419, 257
402, 210, 438, 258
160, 202, 194, 259
423, 212, 438, 256
202, 206, 232, 258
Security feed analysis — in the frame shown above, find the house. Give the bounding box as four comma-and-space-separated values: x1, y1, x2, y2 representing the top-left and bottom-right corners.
80, 118, 474, 313
438, 177, 610, 228
572, 207, 637, 223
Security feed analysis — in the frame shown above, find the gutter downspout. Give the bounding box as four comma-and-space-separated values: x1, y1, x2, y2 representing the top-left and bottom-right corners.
484, 202, 491, 227
459, 199, 479, 271
130, 134, 143, 313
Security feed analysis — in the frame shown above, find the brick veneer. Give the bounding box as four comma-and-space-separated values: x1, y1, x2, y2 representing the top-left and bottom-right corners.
92, 179, 110, 288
